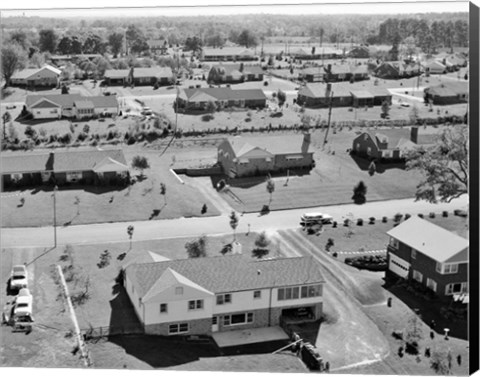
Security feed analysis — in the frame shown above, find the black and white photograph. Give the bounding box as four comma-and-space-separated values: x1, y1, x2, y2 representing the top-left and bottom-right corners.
0, 0, 478, 375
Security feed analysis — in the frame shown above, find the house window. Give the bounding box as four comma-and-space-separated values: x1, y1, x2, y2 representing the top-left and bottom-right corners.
223, 312, 254, 326
66, 171, 83, 183
426, 278, 437, 292
188, 300, 204, 310
10, 173, 23, 182
253, 290, 261, 299
278, 284, 322, 301
436, 262, 442, 273
175, 287, 184, 295
389, 237, 399, 248
445, 282, 468, 295
412, 270, 423, 283
216, 294, 231, 305
212, 316, 218, 325
411, 248, 417, 259
160, 303, 168, 313
443, 263, 459, 274
168, 323, 189, 334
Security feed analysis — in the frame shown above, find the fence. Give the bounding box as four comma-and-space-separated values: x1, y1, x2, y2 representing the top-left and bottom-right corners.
82, 324, 143, 340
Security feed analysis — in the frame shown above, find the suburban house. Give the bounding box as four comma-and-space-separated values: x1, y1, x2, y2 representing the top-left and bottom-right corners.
201, 47, 257, 62
325, 64, 369, 82
207, 64, 264, 84
424, 81, 468, 105
374, 61, 422, 79
25, 94, 119, 120
217, 133, 314, 178
347, 45, 371, 59
49, 54, 101, 67
351, 126, 437, 161
147, 39, 169, 55
10, 65, 61, 88
290, 47, 342, 60
297, 82, 391, 108
386, 217, 468, 301
1, 148, 130, 191
300, 67, 326, 83
436, 53, 468, 71
176, 87, 267, 112
103, 67, 174, 86
124, 254, 325, 336
423, 60, 448, 75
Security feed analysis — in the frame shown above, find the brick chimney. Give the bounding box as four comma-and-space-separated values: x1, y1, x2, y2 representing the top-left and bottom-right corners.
410, 126, 419, 144
302, 132, 311, 154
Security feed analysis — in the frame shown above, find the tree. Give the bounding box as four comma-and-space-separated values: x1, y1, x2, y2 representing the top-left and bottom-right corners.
108, 32, 124, 58
252, 231, 271, 259
237, 29, 257, 48
127, 225, 134, 250
381, 100, 390, 119
1, 44, 27, 87
93, 56, 111, 78
30, 52, 45, 68
406, 125, 468, 203
57, 36, 74, 55
184, 36, 203, 53
131, 155, 150, 177
74, 196, 80, 216
266, 178, 275, 206
229, 211, 239, 242
205, 33, 225, 48
401, 36, 417, 61
39, 29, 58, 53
277, 90, 286, 108
9, 30, 30, 51
430, 351, 451, 375
185, 235, 207, 258
352, 181, 367, 204
160, 183, 167, 205
405, 314, 423, 354
126, 25, 149, 55
205, 100, 217, 114
83, 34, 106, 54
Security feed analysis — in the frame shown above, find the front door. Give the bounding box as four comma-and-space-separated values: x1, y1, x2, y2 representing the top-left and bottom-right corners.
212, 316, 219, 332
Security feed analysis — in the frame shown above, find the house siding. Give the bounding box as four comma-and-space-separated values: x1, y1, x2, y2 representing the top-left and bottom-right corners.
145, 317, 212, 336
352, 134, 380, 158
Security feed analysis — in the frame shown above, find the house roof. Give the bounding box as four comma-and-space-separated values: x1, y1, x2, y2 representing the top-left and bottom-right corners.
30, 98, 62, 109
104, 66, 173, 79
424, 60, 447, 69
181, 87, 267, 102
1, 148, 128, 174
26, 94, 118, 109
203, 47, 255, 57
126, 254, 325, 298
426, 81, 468, 97
11, 65, 61, 80
74, 100, 95, 109
361, 128, 438, 150
387, 217, 469, 263
298, 83, 352, 98
227, 134, 313, 156
122, 250, 170, 270
302, 67, 325, 76
350, 90, 373, 99
211, 64, 263, 76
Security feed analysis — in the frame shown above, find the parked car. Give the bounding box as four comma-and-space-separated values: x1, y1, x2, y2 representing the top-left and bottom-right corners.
300, 213, 333, 226
9, 265, 28, 291
13, 289, 33, 317
142, 107, 153, 116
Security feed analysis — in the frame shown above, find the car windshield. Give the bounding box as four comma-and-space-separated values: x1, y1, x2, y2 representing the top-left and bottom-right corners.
16, 303, 28, 308
13, 275, 26, 280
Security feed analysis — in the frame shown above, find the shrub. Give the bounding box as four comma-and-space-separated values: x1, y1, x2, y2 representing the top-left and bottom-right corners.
332, 252, 338, 258
343, 219, 350, 227
382, 216, 388, 223
344, 258, 352, 265
394, 213, 403, 222
429, 212, 436, 218
369, 217, 375, 224
332, 221, 337, 228
405, 213, 411, 220
442, 210, 448, 217
201, 114, 214, 122
418, 213, 424, 218
357, 218, 363, 226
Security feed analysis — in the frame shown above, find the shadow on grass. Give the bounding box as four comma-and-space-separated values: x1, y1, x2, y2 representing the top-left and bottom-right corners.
350, 153, 406, 174
226, 168, 314, 189
383, 281, 468, 340
149, 209, 161, 220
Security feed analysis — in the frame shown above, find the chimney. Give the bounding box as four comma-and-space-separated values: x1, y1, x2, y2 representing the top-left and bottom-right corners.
410, 126, 419, 144
302, 132, 311, 154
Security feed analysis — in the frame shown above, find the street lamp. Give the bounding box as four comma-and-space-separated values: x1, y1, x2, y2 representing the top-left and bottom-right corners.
53, 185, 58, 248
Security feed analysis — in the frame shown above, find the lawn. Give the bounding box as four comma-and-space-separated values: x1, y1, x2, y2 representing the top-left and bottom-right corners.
218, 128, 429, 213
1, 146, 221, 228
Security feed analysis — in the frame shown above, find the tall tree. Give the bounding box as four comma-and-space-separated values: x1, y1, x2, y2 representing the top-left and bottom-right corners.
1, 44, 27, 87
39, 29, 58, 53
108, 32, 124, 58
9, 30, 30, 51
252, 231, 271, 259
184, 36, 203, 53
185, 236, 207, 258
83, 34, 106, 54
160, 183, 167, 205
406, 125, 468, 203
229, 211, 239, 242
237, 29, 257, 48
266, 178, 275, 206
126, 25, 148, 55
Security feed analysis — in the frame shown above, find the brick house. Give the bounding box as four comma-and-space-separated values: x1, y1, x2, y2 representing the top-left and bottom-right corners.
1, 148, 129, 191
297, 83, 352, 108
10, 65, 61, 88
423, 60, 448, 75
103, 67, 174, 86
201, 47, 257, 62
300, 67, 326, 83
352, 126, 437, 161
386, 217, 468, 301
124, 254, 325, 336
325, 64, 369, 82
374, 61, 422, 79
25, 94, 119, 120
176, 87, 267, 112
424, 81, 468, 105
207, 64, 264, 84
217, 133, 314, 178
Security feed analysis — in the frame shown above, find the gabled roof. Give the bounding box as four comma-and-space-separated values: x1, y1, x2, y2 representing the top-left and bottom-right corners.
93, 156, 129, 173
1, 148, 128, 174
181, 87, 267, 102
424, 60, 447, 69
350, 90, 373, 99
126, 254, 325, 299
11, 65, 61, 80
74, 100, 95, 109
359, 128, 437, 150
203, 47, 255, 57
104, 66, 173, 79
30, 98, 62, 109
122, 250, 170, 270
26, 94, 118, 109
387, 217, 469, 263
211, 64, 263, 76
426, 81, 468, 97
227, 134, 313, 156
298, 83, 352, 98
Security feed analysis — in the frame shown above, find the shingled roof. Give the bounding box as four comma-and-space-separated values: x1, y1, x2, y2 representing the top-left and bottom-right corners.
181, 87, 267, 101
227, 134, 313, 157
126, 254, 325, 298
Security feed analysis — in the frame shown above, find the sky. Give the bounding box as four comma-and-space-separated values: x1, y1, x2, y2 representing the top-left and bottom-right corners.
0, 0, 471, 18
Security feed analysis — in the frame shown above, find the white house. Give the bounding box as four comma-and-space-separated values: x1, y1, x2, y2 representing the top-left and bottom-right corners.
10, 65, 61, 87
124, 254, 325, 336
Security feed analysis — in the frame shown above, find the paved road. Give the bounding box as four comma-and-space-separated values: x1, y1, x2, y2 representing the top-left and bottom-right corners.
1, 195, 468, 249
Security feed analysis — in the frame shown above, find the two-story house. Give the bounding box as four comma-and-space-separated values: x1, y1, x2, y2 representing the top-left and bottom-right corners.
386, 217, 469, 300
124, 254, 325, 336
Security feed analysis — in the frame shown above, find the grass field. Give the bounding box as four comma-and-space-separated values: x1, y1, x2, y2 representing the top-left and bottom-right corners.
1, 146, 221, 228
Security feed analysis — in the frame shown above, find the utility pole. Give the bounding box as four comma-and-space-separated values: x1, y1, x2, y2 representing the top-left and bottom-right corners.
53, 185, 58, 248
323, 91, 334, 147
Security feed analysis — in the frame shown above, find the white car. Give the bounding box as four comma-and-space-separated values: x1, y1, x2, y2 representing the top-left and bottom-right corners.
13, 289, 33, 317
300, 213, 333, 226
10, 265, 28, 290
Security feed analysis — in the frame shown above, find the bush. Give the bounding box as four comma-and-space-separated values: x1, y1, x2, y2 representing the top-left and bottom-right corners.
429, 212, 436, 218
442, 210, 448, 217
343, 219, 350, 227
201, 114, 214, 122
405, 213, 411, 220
357, 218, 363, 226
332, 252, 338, 258
332, 221, 337, 228
418, 213, 424, 218
382, 216, 388, 223
369, 217, 375, 224
264, 81, 269, 86
394, 213, 403, 222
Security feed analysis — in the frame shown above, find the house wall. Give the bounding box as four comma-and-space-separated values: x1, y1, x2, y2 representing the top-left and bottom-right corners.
386, 242, 468, 298
352, 134, 380, 158
30, 107, 61, 119
273, 153, 314, 171
217, 140, 236, 176
145, 317, 212, 335
244, 99, 266, 108
125, 274, 144, 324
234, 158, 275, 177
93, 106, 119, 116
